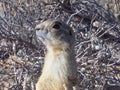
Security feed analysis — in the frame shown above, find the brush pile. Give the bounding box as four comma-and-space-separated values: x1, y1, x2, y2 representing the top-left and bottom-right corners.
0, 0, 120, 90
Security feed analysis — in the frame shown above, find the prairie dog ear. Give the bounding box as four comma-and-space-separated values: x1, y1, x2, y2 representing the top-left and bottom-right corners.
66, 25, 74, 37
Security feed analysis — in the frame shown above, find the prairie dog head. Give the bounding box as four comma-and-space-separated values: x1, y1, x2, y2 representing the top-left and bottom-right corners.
35, 19, 74, 49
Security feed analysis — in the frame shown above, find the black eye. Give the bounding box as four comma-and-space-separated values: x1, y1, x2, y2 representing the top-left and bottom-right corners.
52, 22, 61, 29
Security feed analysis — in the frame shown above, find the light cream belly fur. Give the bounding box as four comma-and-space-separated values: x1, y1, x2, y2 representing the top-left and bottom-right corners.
36, 51, 72, 90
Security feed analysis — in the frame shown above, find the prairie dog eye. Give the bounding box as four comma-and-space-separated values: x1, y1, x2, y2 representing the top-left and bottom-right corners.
52, 22, 62, 29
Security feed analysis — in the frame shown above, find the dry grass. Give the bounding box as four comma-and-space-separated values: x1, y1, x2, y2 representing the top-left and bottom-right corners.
0, 0, 120, 90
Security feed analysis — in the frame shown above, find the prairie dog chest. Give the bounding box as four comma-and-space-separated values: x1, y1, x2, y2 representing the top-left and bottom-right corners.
42, 50, 70, 78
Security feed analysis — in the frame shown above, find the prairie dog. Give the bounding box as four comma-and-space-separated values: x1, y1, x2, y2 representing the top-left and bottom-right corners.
35, 19, 77, 90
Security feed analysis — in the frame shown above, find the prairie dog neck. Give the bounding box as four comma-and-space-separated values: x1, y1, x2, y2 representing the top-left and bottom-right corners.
41, 43, 72, 80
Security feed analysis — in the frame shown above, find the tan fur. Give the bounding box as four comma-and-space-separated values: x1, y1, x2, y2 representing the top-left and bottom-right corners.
35, 19, 77, 90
